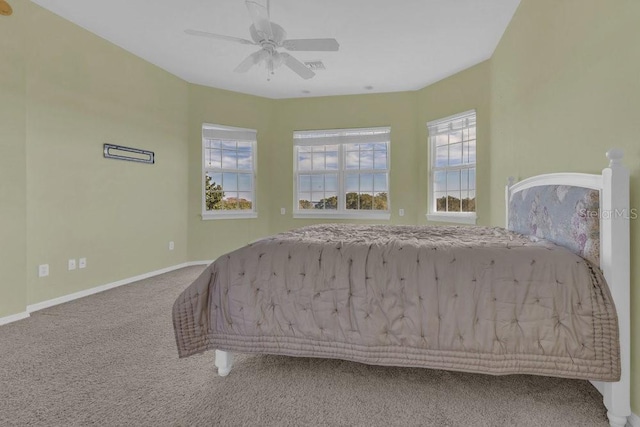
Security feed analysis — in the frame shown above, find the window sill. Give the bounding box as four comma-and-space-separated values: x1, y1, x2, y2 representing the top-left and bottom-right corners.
293, 211, 391, 221
202, 211, 258, 220
426, 212, 477, 225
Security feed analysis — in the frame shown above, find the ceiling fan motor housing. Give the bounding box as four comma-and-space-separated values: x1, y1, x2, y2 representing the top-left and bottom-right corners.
250, 22, 287, 48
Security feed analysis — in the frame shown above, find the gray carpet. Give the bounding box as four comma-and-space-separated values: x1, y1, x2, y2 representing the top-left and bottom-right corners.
0, 266, 609, 426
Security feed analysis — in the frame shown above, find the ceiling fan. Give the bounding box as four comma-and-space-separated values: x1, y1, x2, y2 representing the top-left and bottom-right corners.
185, 0, 339, 80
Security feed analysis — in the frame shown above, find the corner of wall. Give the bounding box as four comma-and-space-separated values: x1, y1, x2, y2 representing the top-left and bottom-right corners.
0, 0, 28, 318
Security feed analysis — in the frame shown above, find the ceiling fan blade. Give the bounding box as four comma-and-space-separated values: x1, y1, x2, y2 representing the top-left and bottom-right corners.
281, 53, 315, 80
282, 38, 340, 51
234, 49, 269, 73
185, 29, 256, 46
245, 1, 273, 40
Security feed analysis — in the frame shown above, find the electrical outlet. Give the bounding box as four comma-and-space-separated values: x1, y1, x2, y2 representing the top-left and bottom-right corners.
280, 208, 286, 215
79, 258, 87, 269
68, 259, 76, 271
169, 241, 175, 251
399, 208, 405, 217
38, 264, 49, 278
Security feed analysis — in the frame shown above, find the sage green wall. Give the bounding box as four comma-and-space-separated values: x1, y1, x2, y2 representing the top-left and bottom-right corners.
489, 0, 640, 413
24, 3, 189, 305
417, 61, 491, 225
269, 91, 420, 233
187, 84, 273, 261
0, 0, 27, 317
187, 82, 488, 257
188, 77, 492, 260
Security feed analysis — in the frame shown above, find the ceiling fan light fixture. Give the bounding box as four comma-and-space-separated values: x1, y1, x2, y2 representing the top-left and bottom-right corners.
271, 51, 285, 69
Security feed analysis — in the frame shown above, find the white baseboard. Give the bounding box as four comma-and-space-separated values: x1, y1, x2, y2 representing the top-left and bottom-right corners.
0, 311, 30, 326
0, 261, 212, 326
185, 260, 214, 266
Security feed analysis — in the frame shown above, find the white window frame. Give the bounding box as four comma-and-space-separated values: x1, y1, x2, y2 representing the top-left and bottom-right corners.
426, 110, 477, 225
201, 123, 257, 220
293, 127, 391, 220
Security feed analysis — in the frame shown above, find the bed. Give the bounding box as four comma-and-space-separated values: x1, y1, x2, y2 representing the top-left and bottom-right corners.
173, 150, 631, 427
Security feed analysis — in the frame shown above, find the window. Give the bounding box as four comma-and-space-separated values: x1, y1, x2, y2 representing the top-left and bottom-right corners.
294, 127, 391, 219
427, 110, 477, 224
202, 124, 257, 219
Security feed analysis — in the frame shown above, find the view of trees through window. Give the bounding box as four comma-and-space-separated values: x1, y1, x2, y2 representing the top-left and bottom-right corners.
298, 192, 388, 210
435, 194, 475, 212
205, 174, 252, 210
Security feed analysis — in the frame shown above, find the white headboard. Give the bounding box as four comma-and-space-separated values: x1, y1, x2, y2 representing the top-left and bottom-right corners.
505, 149, 630, 427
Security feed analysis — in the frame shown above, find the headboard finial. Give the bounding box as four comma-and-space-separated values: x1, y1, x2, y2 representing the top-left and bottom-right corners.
606, 149, 624, 167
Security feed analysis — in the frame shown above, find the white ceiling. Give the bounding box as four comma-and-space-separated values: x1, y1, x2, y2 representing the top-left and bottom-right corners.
31, 0, 521, 99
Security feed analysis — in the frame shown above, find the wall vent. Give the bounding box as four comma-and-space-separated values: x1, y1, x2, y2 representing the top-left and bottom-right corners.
304, 61, 326, 70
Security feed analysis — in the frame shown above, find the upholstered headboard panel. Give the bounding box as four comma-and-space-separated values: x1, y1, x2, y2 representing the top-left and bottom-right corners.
508, 185, 600, 266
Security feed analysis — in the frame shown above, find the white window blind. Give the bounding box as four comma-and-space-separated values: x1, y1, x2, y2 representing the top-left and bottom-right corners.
294, 128, 391, 146
202, 126, 257, 142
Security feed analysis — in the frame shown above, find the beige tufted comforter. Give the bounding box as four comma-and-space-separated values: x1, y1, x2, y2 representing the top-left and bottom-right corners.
173, 224, 620, 381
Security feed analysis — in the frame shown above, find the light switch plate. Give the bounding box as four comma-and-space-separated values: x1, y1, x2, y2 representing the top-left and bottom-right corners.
38, 264, 49, 278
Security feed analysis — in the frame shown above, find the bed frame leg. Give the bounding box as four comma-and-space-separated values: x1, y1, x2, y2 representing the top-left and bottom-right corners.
606, 411, 627, 427
215, 350, 234, 377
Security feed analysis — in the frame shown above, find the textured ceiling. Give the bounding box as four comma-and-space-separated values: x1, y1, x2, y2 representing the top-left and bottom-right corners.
31, 0, 521, 99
